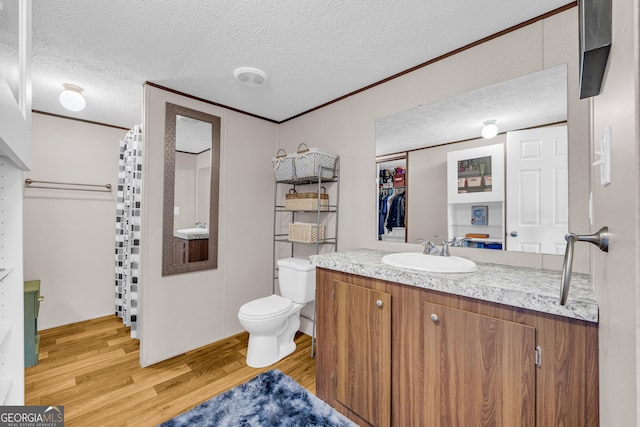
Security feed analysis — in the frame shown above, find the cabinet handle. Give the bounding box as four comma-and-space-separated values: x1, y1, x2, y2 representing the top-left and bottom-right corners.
38, 296, 45, 302
376, 299, 383, 308
430, 313, 439, 322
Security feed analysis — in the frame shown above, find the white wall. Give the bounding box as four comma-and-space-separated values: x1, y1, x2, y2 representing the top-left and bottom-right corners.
23, 113, 124, 329
140, 85, 278, 366
279, 8, 591, 272
174, 151, 197, 229
591, 0, 640, 425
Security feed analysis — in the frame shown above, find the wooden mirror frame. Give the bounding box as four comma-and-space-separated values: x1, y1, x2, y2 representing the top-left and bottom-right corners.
162, 102, 220, 276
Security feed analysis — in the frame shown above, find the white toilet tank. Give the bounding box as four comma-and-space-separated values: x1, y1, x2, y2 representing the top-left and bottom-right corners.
277, 257, 316, 304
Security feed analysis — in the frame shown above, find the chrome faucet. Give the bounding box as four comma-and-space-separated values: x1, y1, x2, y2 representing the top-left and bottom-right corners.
421, 240, 437, 255
438, 237, 467, 256
439, 239, 452, 256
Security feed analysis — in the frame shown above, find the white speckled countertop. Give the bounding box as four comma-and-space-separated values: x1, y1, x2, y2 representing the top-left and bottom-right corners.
310, 248, 598, 323
173, 229, 209, 240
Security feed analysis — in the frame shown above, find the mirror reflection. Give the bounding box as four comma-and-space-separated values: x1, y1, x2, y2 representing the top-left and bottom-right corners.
163, 103, 220, 275
375, 65, 568, 254
377, 156, 407, 242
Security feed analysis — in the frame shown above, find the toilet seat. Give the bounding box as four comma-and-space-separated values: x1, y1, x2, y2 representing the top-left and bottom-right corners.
239, 295, 293, 320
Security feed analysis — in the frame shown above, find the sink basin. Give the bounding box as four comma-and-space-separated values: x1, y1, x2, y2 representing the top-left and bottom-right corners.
381, 252, 477, 273
174, 228, 209, 240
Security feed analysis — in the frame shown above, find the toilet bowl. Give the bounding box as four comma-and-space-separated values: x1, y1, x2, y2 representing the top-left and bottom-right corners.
238, 257, 315, 368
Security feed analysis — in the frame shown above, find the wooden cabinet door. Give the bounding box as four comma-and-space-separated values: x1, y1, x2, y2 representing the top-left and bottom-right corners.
423, 302, 536, 426
173, 238, 186, 264
187, 238, 209, 262
334, 280, 391, 427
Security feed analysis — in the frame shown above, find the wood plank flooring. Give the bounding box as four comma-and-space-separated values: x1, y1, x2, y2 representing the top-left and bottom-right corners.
25, 315, 316, 427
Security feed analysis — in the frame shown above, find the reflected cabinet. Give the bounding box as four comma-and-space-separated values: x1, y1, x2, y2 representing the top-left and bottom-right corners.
447, 144, 505, 250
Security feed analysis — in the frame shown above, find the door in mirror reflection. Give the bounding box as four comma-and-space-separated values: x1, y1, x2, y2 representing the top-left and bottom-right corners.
506, 125, 568, 254
377, 155, 407, 242
162, 103, 220, 276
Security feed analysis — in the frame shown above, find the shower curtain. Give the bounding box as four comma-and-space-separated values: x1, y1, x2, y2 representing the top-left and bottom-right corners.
114, 126, 143, 339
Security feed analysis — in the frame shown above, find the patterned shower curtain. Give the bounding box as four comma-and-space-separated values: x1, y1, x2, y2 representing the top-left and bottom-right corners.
115, 126, 143, 339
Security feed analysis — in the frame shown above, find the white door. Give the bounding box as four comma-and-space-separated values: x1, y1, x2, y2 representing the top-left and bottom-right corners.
506, 125, 568, 254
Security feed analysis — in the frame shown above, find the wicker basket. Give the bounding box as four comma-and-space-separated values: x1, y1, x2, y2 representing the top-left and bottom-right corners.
284, 188, 329, 211
284, 189, 299, 210
288, 222, 325, 243
272, 149, 296, 182
294, 144, 338, 180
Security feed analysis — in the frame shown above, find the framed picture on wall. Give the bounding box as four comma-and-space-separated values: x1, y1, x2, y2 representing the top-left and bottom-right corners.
471, 205, 488, 226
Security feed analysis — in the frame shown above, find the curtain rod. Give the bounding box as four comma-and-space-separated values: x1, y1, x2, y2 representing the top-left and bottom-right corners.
24, 178, 112, 193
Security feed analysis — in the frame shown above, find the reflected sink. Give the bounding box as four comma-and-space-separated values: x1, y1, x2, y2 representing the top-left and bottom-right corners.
381, 252, 477, 273
174, 228, 209, 240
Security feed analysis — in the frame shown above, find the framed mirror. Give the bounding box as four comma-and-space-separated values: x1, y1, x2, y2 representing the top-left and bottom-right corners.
375, 64, 569, 254
162, 103, 221, 276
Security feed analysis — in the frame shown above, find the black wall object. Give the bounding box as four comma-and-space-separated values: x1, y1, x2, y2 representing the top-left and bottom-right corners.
579, 0, 612, 99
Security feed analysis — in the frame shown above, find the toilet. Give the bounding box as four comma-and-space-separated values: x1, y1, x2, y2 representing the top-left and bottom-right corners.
238, 257, 316, 368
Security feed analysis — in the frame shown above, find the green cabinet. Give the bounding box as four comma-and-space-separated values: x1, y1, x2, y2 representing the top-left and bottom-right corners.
24, 280, 42, 368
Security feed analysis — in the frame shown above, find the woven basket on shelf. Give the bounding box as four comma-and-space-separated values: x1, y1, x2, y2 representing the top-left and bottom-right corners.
293, 143, 338, 180
284, 188, 329, 211
288, 222, 325, 243
272, 149, 295, 182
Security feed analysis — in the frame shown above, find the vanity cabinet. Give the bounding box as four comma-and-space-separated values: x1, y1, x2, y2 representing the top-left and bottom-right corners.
322, 279, 391, 427
172, 237, 208, 264
423, 302, 535, 425
316, 268, 599, 427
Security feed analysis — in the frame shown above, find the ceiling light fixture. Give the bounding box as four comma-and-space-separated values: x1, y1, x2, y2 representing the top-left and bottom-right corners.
59, 83, 86, 111
233, 67, 268, 87
481, 120, 498, 139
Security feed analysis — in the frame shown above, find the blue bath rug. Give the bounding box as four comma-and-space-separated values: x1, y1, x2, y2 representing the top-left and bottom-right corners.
159, 369, 357, 427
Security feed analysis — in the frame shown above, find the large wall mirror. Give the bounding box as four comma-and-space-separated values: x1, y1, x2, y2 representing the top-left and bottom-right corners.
162, 103, 221, 275
376, 64, 572, 255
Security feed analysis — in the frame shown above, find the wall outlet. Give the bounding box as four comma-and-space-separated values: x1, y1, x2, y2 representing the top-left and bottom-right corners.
174, 206, 179, 215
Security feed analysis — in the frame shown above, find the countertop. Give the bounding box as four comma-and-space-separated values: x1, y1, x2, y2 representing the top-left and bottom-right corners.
173, 230, 209, 240
310, 248, 598, 323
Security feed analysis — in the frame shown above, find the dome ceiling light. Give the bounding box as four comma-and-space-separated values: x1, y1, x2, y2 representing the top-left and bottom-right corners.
59, 83, 86, 112
481, 120, 498, 139
233, 67, 268, 87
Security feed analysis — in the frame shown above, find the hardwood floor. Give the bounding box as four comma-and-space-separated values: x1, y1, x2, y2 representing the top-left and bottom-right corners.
25, 315, 316, 426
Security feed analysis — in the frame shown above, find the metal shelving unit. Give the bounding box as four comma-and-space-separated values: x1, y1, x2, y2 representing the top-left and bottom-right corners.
273, 159, 340, 357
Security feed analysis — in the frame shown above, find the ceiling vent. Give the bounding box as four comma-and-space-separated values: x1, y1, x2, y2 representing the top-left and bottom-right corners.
234, 67, 268, 87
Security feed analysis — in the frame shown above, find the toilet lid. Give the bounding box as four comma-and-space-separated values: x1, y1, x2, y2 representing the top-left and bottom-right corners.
239, 295, 293, 319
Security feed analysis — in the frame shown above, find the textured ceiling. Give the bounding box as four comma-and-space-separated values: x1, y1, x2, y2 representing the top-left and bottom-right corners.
376, 65, 568, 156
0, 0, 571, 129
